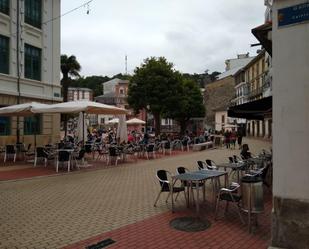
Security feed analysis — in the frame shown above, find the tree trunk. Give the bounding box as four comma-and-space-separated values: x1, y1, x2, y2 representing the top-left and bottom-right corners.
153, 112, 161, 136
179, 119, 188, 136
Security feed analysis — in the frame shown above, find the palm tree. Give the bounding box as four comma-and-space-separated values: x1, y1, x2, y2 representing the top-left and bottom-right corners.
60, 55, 81, 136
60, 54, 81, 102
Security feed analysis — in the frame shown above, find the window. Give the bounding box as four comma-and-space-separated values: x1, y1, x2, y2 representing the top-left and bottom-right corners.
0, 0, 9, 15
24, 44, 41, 80
24, 115, 41, 135
0, 35, 9, 74
0, 116, 10, 135
24, 0, 42, 29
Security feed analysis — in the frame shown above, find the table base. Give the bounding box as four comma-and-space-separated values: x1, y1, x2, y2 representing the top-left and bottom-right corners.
170, 216, 211, 232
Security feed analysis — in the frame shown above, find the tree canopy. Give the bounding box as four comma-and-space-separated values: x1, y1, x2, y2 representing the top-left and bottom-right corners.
164, 78, 205, 134
128, 57, 182, 135
60, 54, 81, 102
128, 56, 205, 135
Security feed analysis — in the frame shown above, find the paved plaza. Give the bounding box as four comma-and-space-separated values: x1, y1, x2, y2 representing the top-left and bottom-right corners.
0, 138, 271, 249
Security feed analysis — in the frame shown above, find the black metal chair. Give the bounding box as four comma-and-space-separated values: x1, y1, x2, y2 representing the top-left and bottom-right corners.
56, 150, 71, 172
34, 147, 48, 167
108, 146, 120, 166
215, 182, 244, 224
153, 170, 186, 207
176, 166, 205, 188
197, 160, 207, 170
205, 159, 218, 170
24, 144, 34, 161
146, 144, 156, 159
163, 141, 172, 155
4, 144, 16, 163
181, 139, 190, 151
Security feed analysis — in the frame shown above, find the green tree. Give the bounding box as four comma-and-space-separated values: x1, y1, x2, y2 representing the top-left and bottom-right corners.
60, 55, 81, 102
128, 57, 181, 135
164, 78, 205, 135
60, 54, 81, 136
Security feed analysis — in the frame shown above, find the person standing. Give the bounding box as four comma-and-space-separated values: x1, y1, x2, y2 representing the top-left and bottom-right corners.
237, 129, 243, 149
224, 130, 230, 149
230, 129, 237, 149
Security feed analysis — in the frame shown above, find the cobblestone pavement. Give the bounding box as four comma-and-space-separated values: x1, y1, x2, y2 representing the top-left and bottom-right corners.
0, 138, 271, 249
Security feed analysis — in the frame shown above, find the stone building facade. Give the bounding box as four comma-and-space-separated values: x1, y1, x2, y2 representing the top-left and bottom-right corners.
204, 75, 236, 129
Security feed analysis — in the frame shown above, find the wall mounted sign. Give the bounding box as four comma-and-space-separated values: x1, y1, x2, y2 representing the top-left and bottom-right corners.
278, 2, 309, 27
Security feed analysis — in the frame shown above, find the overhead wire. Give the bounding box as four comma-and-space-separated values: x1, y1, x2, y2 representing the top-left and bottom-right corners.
10, 0, 94, 36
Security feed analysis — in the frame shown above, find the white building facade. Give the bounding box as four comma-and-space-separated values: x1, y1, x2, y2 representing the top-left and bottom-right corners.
271, 0, 309, 247
0, 0, 61, 145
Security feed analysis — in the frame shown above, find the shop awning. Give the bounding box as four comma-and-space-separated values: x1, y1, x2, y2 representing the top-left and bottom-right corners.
252, 22, 272, 56
228, 96, 272, 120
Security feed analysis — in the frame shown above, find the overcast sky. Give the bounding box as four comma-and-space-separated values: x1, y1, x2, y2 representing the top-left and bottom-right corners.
61, 0, 265, 77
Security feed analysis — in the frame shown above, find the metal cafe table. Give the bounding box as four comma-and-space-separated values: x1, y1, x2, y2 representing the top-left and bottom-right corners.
171, 170, 228, 216
216, 162, 247, 183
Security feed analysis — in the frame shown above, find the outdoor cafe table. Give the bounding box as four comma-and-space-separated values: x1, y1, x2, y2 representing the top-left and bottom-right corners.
216, 162, 247, 183
171, 170, 228, 216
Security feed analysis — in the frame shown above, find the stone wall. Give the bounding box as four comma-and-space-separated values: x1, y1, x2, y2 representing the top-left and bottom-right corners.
204, 76, 235, 128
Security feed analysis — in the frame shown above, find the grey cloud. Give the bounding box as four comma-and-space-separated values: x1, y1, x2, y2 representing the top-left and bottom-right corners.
61, 0, 265, 76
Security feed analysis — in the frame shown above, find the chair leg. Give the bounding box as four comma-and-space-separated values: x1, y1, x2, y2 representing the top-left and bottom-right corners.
236, 204, 245, 224
165, 192, 171, 203
34, 157, 37, 167
175, 192, 180, 201
56, 160, 59, 173
153, 191, 162, 207
14, 153, 16, 162
214, 196, 220, 220
67, 161, 70, 172
4, 153, 6, 163
224, 201, 229, 215
44, 158, 47, 167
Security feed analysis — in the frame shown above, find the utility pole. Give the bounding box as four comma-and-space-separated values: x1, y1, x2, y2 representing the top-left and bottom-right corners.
125, 55, 127, 75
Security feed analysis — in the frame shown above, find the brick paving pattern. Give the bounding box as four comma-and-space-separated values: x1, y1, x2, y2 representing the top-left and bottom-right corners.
0, 138, 271, 249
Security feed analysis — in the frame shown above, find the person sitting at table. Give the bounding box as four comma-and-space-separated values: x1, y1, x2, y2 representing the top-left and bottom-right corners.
240, 144, 252, 159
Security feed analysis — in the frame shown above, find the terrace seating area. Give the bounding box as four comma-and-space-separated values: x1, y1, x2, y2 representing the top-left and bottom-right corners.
155, 146, 272, 233
0, 132, 219, 178
0, 137, 272, 248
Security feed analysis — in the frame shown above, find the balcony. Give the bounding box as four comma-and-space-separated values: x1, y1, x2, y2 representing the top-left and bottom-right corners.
262, 70, 272, 97
248, 87, 263, 100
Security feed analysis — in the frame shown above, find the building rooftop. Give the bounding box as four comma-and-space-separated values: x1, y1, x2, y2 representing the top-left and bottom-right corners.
68, 87, 93, 92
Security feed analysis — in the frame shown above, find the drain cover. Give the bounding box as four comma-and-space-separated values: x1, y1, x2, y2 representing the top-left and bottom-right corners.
85, 238, 115, 249
170, 216, 211, 232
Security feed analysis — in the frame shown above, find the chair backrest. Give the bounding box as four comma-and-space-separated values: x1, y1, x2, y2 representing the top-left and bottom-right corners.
147, 144, 155, 152
77, 149, 86, 160
156, 170, 170, 191
58, 150, 70, 162
205, 159, 213, 166
27, 143, 32, 151
16, 143, 24, 152
182, 139, 188, 146
109, 146, 118, 156
176, 166, 188, 175
85, 144, 92, 153
57, 142, 65, 149
164, 141, 170, 149
205, 159, 217, 170
233, 155, 239, 163
197, 160, 206, 170
36, 147, 47, 157
6, 144, 16, 154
